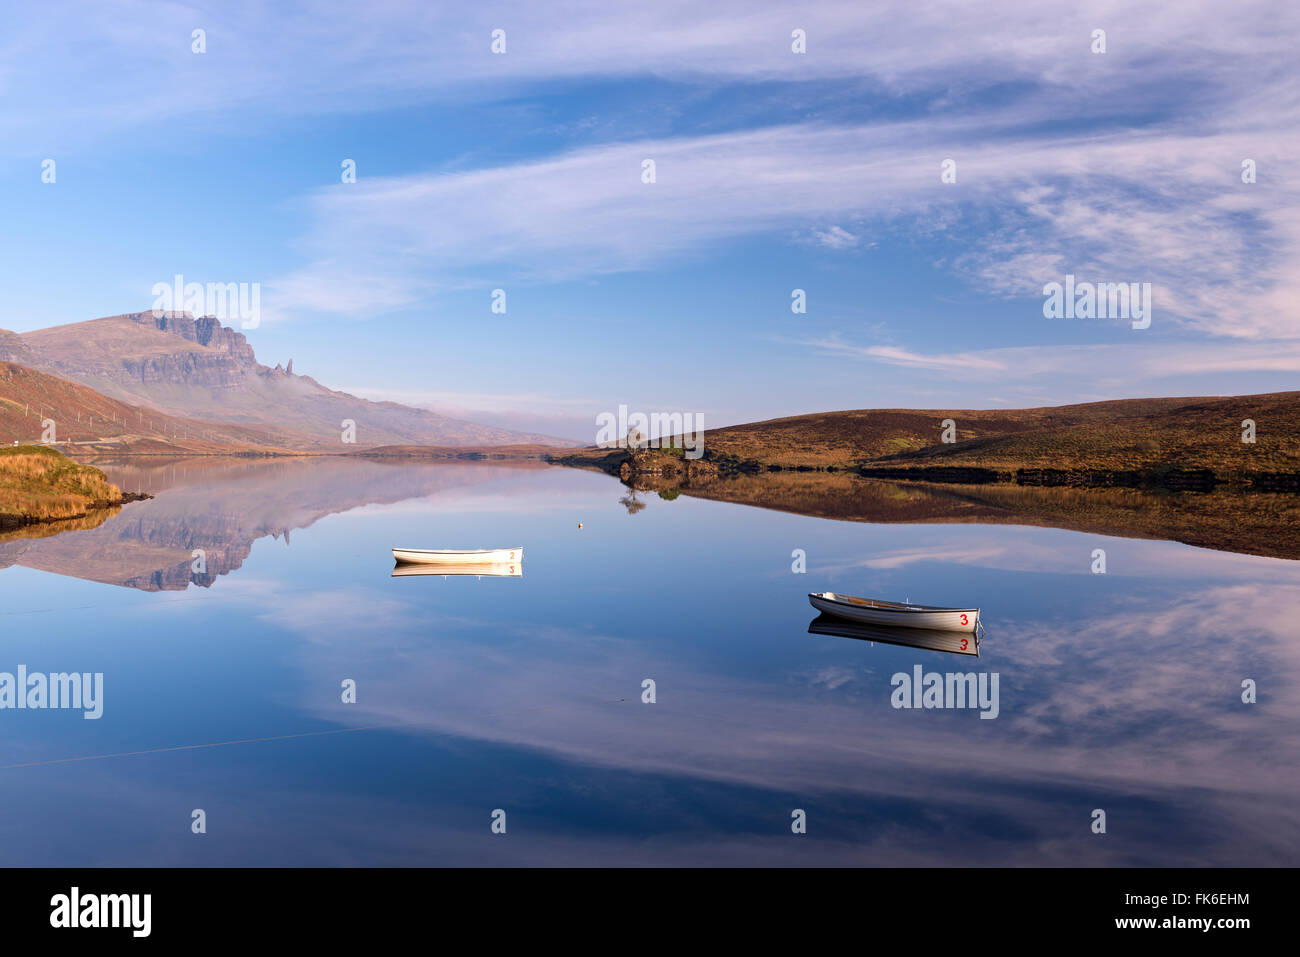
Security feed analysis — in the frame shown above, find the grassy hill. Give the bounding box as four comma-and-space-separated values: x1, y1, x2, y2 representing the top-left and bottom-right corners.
686, 398, 1205, 468
0, 361, 303, 453
0, 445, 123, 527
627, 392, 1300, 485
867, 392, 1299, 482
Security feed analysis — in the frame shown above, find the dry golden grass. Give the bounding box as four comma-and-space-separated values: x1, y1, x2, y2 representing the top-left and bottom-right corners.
0, 445, 121, 524
874, 393, 1300, 477
645, 392, 1300, 477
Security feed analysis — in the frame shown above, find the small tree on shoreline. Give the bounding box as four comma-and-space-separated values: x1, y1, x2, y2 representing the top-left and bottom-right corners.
625, 427, 647, 470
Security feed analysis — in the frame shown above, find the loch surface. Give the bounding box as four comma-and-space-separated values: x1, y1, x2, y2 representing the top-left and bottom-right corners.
0, 458, 1295, 865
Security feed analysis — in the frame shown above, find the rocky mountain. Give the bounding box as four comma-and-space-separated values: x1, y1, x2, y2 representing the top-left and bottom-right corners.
0, 360, 304, 452
0, 330, 34, 366
2, 312, 573, 449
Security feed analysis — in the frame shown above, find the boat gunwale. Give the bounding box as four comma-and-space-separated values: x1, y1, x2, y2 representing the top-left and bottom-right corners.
393, 547, 523, 555
809, 592, 979, 614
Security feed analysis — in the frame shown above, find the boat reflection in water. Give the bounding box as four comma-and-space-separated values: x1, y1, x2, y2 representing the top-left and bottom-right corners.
808, 613, 980, 657
390, 561, 522, 579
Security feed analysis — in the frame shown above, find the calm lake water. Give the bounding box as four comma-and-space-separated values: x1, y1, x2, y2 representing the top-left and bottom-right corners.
1, 458, 1296, 865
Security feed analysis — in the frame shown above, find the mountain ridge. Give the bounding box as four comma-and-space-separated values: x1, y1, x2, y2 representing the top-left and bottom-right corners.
2, 311, 575, 449
0, 360, 314, 452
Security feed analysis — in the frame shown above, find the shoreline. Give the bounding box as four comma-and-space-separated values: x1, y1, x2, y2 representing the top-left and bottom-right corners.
544, 447, 1300, 493
0, 446, 153, 531
54, 440, 1300, 494
0, 491, 153, 532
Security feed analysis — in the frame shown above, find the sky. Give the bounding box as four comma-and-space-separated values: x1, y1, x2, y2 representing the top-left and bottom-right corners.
1, 0, 1297, 440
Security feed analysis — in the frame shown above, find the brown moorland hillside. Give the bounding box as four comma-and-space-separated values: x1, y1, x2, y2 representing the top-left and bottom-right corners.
869, 392, 1299, 481
624, 392, 1300, 482
690, 396, 1267, 466
0, 361, 309, 453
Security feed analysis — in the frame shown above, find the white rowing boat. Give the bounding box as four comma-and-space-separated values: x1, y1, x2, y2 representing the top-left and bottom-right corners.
392, 561, 521, 578
392, 547, 522, 565
808, 592, 980, 634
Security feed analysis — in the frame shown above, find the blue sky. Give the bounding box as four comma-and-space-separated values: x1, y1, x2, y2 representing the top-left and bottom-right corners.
1, 1, 1297, 439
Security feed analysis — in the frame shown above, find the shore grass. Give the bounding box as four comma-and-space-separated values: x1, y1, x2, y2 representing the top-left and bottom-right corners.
553, 392, 1300, 486
0, 445, 122, 526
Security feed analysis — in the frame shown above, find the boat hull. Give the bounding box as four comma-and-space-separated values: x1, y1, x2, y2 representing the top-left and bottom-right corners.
808, 592, 978, 633
392, 547, 522, 565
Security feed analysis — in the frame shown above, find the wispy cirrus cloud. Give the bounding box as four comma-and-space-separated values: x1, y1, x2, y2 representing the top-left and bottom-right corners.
803, 340, 1009, 373
5, 0, 1296, 409
8, 3, 1277, 346
272, 112, 1300, 337
8, 0, 1294, 145
808, 225, 861, 250
261, 570, 1300, 864
795, 336, 1300, 382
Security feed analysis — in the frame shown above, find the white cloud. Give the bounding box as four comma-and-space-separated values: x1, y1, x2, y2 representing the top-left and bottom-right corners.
809, 225, 860, 250
267, 110, 1300, 339
7, 0, 1298, 369
257, 572, 1300, 866
7, 1, 1296, 142
795, 336, 1300, 382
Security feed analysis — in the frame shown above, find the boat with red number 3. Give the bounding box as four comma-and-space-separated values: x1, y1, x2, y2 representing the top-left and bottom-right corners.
808, 592, 981, 634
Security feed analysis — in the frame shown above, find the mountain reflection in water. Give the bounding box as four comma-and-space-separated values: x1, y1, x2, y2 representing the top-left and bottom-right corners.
0, 457, 547, 591
3, 458, 1296, 593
